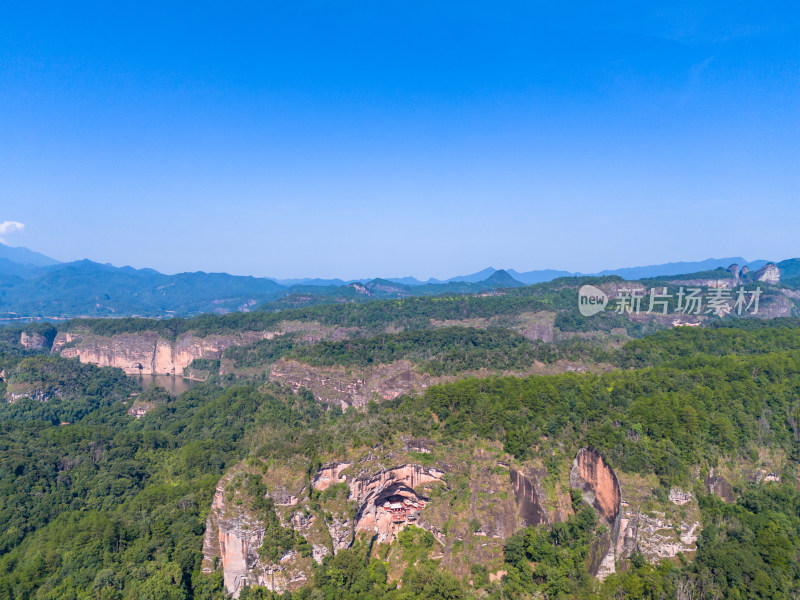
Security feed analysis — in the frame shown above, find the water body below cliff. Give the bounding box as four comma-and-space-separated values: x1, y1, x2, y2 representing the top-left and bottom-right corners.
134, 374, 199, 396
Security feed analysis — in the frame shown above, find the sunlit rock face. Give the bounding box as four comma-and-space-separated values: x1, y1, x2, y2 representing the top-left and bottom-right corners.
53, 330, 276, 375
201, 469, 315, 598
349, 464, 445, 544
754, 263, 780, 284
570, 448, 621, 525
312, 462, 353, 492
570, 448, 622, 580
20, 331, 47, 350
202, 462, 445, 597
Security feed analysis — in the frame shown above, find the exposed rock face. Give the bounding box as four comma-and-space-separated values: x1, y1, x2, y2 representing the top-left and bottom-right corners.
201, 469, 316, 598
126, 402, 152, 418
6, 388, 59, 403
668, 488, 692, 505
312, 462, 353, 491
616, 502, 699, 562
667, 278, 735, 289
53, 330, 277, 375
203, 461, 446, 597
570, 448, 621, 526
754, 263, 780, 284
728, 264, 740, 285
704, 469, 735, 502
510, 467, 549, 527
20, 331, 47, 350
570, 448, 622, 580
270, 359, 436, 409
349, 465, 445, 544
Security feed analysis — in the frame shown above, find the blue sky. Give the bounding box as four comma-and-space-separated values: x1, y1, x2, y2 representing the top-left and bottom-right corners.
1, 2, 798, 279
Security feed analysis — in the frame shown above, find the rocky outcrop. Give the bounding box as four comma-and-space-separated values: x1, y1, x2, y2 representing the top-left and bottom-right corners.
349, 465, 445, 543
20, 331, 47, 350
201, 470, 316, 598
616, 502, 699, 563
570, 448, 621, 526
127, 402, 152, 418
53, 330, 278, 375
270, 359, 436, 409
312, 462, 353, 491
6, 388, 59, 403
728, 264, 740, 285
570, 448, 622, 580
704, 469, 734, 502
203, 461, 446, 597
510, 467, 549, 527
754, 263, 780, 284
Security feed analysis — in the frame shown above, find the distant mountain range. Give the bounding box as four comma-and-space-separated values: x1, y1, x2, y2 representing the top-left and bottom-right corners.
0, 243, 60, 268
0, 242, 788, 320
270, 258, 770, 287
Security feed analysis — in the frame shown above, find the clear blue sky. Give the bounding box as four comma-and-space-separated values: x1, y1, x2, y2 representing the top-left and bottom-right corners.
1, 2, 798, 279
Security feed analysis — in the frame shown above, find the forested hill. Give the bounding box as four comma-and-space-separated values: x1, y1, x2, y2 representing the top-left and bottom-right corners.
3, 313, 800, 598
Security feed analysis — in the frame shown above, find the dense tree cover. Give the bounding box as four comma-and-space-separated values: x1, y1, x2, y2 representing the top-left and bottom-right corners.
60, 276, 631, 340
621, 323, 800, 367
502, 492, 598, 598
223, 335, 300, 369
413, 350, 800, 480
291, 327, 615, 375
1, 356, 136, 423
0, 364, 330, 600
3, 323, 800, 598
225, 327, 614, 375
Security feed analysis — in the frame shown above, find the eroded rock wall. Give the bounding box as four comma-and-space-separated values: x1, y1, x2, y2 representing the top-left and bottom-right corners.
570, 448, 622, 580
349, 464, 445, 543
20, 331, 48, 350
510, 467, 549, 527
201, 469, 316, 598
53, 330, 277, 375
570, 448, 621, 526
203, 461, 446, 596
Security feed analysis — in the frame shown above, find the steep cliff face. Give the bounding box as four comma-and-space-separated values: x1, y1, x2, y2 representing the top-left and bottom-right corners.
203, 441, 545, 595
510, 467, 549, 527
53, 330, 277, 375
570, 448, 621, 526
202, 461, 447, 597
312, 462, 353, 492
704, 469, 735, 502
348, 464, 445, 544
570, 448, 622, 580
201, 466, 320, 598
755, 263, 780, 284
202, 443, 714, 595
617, 507, 700, 562
20, 332, 48, 350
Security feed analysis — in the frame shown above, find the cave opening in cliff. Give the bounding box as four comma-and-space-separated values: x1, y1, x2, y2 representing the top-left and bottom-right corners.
372, 483, 428, 524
